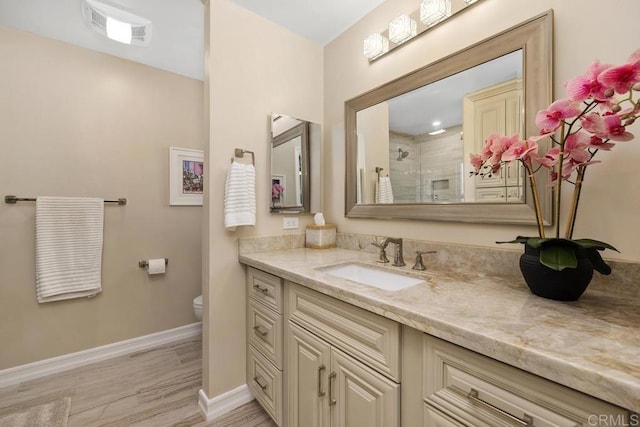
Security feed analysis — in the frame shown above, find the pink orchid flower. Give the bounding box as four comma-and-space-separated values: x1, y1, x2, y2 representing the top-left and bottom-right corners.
501, 138, 538, 162
598, 49, 640, 94
565, 60, 613, 102
535, 99, 582, 132
470, 153, 484, 173
531, 146, 560, 170
603, 114, 634, 141
588, 135, 615, 151
580, 112, 608, 138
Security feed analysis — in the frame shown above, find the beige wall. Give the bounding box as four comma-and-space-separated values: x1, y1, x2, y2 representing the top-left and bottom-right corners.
0, 25, 204, 369
325, 0, 640, 262
203, 0, 323, 397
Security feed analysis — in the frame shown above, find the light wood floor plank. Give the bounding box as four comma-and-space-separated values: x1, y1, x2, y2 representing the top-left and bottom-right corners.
0, 337, 276, 426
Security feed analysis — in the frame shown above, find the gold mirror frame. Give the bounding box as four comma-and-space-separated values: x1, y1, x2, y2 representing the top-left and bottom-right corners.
345, 11, 554, 225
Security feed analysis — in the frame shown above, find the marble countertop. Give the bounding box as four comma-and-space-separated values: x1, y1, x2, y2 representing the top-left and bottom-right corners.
240, 247, 640, 412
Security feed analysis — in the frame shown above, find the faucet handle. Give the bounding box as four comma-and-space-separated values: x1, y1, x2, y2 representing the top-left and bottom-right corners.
413, 250, 436, 271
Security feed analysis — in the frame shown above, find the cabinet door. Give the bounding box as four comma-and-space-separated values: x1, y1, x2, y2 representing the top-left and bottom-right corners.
331, 347, 400, 427
287, 322, 331, 427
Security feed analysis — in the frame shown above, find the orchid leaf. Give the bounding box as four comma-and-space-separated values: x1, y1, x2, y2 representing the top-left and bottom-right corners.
496, 237, 616, 272
571, 239, 619, 252
586, 248, 612, 275
539, 245, 577, 271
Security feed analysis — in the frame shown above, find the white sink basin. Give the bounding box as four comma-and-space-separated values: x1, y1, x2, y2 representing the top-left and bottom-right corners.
319, 263, 424, 291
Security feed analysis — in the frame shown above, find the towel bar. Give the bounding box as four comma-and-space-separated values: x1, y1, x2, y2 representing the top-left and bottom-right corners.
231, 148, 255, 165
5, 195, 127, 205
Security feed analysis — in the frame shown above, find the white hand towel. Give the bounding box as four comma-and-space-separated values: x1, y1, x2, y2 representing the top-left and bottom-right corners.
224, 161, 256, 230
35, 196, 104, 303
375, 176, 394, 204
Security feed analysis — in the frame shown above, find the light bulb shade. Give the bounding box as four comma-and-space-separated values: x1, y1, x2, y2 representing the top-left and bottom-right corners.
420, 0, 452, 27
106, 17, 132, 44
388, 14, 417, 44
363, 33, 389, 60
82, 0, 152, 46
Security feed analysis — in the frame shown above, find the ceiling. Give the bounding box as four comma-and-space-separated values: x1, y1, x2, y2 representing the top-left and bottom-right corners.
0, 0, 383, 81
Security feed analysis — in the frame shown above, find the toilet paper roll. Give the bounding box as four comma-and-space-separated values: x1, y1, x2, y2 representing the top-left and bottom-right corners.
147, 258, 166, 275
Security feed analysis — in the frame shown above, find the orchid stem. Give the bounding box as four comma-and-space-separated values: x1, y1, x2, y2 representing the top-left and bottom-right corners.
525, 161, 545, 238
565, 166, 585, 239
554, 123, 565, 238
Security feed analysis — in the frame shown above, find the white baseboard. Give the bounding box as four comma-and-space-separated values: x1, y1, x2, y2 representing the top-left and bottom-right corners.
198, 385, 254, 421
0, 322, 202, 388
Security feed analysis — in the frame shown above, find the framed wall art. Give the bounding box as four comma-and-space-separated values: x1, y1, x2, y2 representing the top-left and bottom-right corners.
169, 147, 204, 206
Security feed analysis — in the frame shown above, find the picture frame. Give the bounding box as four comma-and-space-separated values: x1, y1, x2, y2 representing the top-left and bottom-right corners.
169, 147, 204, 206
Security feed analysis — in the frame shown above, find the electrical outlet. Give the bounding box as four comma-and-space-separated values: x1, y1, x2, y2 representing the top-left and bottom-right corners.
283, 217, 299, 229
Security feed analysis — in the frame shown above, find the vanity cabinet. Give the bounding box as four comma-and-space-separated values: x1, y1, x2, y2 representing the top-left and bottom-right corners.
422, 334, 629, 426
246, 267, 284, 425
286, 281, 400, 427
244, 265, 631, 427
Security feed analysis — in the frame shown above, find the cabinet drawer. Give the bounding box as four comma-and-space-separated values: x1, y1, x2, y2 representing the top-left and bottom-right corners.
248, 267, 283, 313
248, 345, 282, 425
424, 403, 466, 427
287, 282, 401, 382
423, 335, 628, 427
248, 298, 283, 369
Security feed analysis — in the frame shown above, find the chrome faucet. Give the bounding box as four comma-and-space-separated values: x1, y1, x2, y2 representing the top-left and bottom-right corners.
384, 237, 405, 267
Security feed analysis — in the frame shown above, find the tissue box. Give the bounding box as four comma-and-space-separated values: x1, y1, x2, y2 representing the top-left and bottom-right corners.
305, 224, 336, 249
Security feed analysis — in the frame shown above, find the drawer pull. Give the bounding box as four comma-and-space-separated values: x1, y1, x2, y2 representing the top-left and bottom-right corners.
328, 372, 337, 406
318, 364, 326, 397
467, 389, 534, 426
253, 284, 269, 294
253, 375, 268, 391
253, 325, 268, 337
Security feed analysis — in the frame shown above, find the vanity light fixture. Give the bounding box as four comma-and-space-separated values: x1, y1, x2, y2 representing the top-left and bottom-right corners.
420, 0, 452, 27
363, 33, 389, 60
363, 0, 482, 62
428, 129, 446, 136
388, 14, 417, 44
82, 0, 152, 46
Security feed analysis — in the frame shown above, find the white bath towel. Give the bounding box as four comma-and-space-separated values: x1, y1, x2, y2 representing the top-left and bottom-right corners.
35, 197, 104, 303
375, 176, 394, 204
224, 161, 256, 230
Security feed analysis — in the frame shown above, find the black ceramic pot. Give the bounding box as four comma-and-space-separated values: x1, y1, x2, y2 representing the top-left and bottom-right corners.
519, 244, 594, 301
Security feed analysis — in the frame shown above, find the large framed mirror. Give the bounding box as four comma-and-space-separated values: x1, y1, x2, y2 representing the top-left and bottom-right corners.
270, 113, 321, 214
345, 11, 553, 225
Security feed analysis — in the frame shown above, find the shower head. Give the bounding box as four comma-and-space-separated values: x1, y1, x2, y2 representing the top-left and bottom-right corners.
397, 148, 409, 161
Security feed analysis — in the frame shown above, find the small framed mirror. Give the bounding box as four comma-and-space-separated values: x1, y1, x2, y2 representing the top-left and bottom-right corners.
345, 11, 553, 225
270, 113, 321, 214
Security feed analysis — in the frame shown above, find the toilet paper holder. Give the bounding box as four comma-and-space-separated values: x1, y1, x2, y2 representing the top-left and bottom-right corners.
139, 258, 169, 268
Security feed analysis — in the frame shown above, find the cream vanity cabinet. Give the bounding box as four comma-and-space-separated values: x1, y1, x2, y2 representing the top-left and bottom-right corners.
286, 282, 401, 427
246, 267, 284, 424
420, 334, 629, 426
245, 266, 630, 427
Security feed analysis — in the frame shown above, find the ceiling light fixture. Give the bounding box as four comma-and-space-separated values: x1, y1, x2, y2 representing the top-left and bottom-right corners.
388, 14, 417, 44
363, 33, 389, 60
428, 129, 446, 136
82, 0, 152, 46
420, 0, 452, 28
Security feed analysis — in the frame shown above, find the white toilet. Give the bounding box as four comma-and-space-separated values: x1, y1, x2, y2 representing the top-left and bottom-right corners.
193, 295, 203, 321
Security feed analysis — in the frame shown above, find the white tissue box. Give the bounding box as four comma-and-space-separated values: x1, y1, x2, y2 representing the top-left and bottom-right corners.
305, 224, 336, 249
